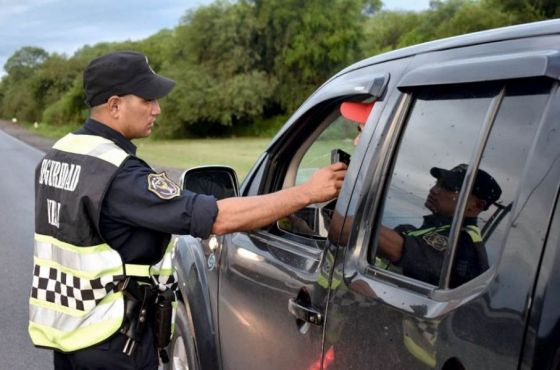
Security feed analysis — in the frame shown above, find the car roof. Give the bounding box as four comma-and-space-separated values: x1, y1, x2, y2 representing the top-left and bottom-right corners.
336, 19, 560, 77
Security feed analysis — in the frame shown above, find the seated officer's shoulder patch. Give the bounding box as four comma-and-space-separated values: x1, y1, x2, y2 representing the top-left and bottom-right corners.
147, 172, 181, 200
423, 233, 448, 252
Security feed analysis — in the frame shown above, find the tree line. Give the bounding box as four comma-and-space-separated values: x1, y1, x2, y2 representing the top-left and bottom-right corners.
0, 0, 557, 139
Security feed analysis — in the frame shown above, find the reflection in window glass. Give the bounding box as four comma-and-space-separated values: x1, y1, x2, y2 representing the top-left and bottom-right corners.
372, 80, 551, 288
373, 84, 501, 287
477, 79, 552, 265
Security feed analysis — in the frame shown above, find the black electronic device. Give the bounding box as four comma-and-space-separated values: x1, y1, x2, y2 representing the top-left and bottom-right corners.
331, 149, 351, 166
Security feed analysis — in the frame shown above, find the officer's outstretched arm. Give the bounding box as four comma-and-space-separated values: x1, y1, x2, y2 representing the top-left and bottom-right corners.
212, 162, 347, 235
378, 226, 404, 262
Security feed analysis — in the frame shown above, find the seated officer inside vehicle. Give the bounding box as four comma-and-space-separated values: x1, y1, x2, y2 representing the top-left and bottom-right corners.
338, 101, 502, 287
377, 164, 502, 287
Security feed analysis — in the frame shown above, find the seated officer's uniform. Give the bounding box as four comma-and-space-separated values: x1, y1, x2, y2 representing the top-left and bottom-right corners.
394, 165, 501, 288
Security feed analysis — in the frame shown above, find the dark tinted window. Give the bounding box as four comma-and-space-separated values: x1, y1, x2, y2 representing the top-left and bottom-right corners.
370, 79, 551, 288
477, 79, 552, 265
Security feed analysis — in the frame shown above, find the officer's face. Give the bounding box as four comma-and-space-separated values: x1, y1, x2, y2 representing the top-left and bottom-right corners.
353, 122, 366, 146
425, 180, 459, 216
119, 95, 161, 139
426, 180, 484, 217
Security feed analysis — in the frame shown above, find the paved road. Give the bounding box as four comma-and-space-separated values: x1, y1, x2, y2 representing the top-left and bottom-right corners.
0, 129, 53, 369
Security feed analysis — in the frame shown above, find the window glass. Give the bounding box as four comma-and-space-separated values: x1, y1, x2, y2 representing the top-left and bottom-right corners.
476, 78, 552, 265
371, 79, 551, 288
371, 83, 501, 287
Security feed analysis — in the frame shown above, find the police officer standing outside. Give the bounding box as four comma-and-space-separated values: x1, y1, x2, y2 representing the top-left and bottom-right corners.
30, 51, 347, 369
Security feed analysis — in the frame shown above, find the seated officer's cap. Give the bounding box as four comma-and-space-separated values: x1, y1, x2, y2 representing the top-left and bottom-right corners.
83, 51, 176, 107
340, 101, 375, 124
430, 164, 502, 210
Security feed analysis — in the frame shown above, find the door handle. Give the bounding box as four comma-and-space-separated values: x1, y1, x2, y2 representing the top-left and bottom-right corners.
288, 298, 323, 326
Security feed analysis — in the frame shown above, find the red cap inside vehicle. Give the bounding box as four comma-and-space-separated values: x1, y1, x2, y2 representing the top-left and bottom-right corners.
340, 102, 374, 124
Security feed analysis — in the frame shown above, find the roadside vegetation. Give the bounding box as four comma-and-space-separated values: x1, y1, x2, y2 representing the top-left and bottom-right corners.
0, 0, 557, 168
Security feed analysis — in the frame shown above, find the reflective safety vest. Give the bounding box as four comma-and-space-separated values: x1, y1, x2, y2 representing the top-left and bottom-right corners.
374, 224, 482, 269
402, 224, 482, 243
29, 133, 176, 352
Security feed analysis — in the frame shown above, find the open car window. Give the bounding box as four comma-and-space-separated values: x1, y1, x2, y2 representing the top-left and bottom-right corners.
276, 98, 374, 243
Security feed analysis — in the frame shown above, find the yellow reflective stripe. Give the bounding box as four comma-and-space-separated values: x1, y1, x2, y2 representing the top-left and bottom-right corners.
34, 256, 123, 280
52, 134, 127, 167
403, 335, 436, 368
151, 267, 175, 276
374, 257, 390, 269
29, 312, 123, 352
125, 264, 151, 277
464, 225, 482, 242
35, 234, 113, 254
29, 293, 123, 351
405, 227, 437, 237
150, 241, 175, 278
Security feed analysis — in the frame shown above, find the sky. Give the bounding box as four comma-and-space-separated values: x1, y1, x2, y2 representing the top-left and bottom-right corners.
0, 0, 431, 78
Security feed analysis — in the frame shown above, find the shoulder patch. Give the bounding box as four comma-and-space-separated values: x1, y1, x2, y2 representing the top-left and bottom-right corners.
423, 233, 449, 252
147, 172, 181, 200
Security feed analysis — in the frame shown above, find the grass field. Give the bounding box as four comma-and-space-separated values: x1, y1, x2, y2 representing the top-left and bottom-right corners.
135, 137, 271, 180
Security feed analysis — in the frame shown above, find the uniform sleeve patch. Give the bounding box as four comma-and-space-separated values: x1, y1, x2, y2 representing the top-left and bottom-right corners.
147, 172, 181, 200
423, 233, 448, 252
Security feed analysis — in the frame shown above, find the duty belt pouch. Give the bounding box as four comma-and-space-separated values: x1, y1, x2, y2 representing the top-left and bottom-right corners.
153, 289, 174, 350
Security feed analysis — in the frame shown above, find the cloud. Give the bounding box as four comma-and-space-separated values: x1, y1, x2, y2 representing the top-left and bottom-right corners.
0, 0, 59, 23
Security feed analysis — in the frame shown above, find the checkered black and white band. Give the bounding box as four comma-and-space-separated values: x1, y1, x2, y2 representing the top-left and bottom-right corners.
31, 265, 119, 312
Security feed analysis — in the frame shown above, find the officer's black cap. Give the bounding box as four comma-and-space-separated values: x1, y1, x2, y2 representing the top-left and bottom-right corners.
430, 164, 502, 210
83, 51, 176, 107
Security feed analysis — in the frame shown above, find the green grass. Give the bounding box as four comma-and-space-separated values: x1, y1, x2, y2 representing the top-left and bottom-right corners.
136, 137, 270, 180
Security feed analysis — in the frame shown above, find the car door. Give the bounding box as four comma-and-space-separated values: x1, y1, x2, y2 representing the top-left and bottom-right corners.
215, 60, 411, 370
322, 40, 560, 369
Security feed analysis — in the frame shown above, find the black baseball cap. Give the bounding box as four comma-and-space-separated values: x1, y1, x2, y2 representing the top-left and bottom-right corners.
83, 51, 176, 107
430, 164, 502, 210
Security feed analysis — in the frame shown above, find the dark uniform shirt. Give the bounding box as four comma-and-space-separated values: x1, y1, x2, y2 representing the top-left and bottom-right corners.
395, 214, 489, 287
75, 119, 218, 265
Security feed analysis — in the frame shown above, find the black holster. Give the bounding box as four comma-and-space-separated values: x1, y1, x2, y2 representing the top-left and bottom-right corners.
119, 278, 155, 356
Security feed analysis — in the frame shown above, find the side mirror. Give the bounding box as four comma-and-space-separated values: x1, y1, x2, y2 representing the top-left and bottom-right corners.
180, 166, 239, 200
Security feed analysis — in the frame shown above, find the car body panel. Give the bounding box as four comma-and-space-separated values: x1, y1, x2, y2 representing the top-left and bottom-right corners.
172, 19, 560, 370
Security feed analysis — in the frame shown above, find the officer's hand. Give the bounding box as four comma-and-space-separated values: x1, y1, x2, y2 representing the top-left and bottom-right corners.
301, 162, 347, 204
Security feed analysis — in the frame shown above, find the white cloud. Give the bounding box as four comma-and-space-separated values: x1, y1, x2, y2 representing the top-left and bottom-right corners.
0, 0, 59, 23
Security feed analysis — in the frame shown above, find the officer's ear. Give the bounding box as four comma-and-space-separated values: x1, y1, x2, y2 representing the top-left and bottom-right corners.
107, 96, 121, 117
466, 196, 486, 216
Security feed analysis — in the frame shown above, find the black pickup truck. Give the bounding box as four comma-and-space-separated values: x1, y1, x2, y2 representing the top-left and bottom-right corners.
167, 19, 560, 370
